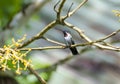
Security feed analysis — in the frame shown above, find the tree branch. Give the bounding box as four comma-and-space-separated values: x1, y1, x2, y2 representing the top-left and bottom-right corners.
19, 46, 65, 51
56, 0, 67, 20
63, 0, 88, 20
64, 21, 120, 51
28, 66, 46, 84
42, 36, 65, 46
18, 29, 120, 52
18, 20, 57, 48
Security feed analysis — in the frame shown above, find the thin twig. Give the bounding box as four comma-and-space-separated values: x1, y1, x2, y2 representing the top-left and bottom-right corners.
67, 3, 74, 14
95, 29, 120, 43
19, 46, 65, 51
102, 42, 120, 49
57, 0, 67, 19
28, 66, 46, 84
63, 2, 74, 20
54, 0, 61, 13
72, 29, 120, 47
64, 21, 120, 51
18, 20, 57, 48
63, 0, 88, 20
42, 36, 65, 46
19, 28, 120, 51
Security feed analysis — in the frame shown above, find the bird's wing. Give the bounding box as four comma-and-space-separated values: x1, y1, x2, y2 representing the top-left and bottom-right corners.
71, 38, 75, 45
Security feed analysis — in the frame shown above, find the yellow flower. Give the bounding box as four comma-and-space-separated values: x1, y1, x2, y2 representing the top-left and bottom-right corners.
112, 10, 120, 17
0, 55, 2, 59
1, 64, 7, 71
0, 34, 31, 75
15, 43, 20, 47
16, 69, 21, 75
12, 61, 16, 64
13, 66, 16, 68
3, 45, 7, 48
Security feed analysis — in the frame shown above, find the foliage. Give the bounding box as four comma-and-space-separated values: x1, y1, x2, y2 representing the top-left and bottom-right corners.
0, 0, 23, 27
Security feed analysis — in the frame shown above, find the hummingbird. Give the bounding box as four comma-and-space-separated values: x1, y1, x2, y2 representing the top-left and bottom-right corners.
63, 31, 78, 55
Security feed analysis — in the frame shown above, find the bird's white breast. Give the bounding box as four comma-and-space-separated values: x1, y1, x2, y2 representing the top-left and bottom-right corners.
64, 33, 72, 41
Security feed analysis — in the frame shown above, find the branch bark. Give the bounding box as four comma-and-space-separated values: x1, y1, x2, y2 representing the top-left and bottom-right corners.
28, 66, 46, 84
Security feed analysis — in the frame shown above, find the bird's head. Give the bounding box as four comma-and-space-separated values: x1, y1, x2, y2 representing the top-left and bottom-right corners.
63, 30, 70, 37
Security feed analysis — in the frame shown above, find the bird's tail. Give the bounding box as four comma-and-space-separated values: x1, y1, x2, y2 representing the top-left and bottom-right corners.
70, 47, 78, 55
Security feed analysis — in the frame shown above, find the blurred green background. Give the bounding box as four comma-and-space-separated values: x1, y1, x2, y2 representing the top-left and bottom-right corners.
0, 0, 120, 84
